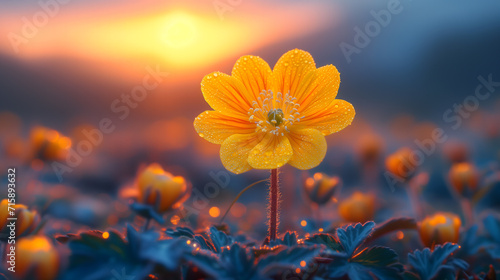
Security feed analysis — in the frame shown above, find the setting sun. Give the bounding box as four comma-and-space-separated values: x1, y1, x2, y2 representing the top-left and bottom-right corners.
162, 13, 197, 48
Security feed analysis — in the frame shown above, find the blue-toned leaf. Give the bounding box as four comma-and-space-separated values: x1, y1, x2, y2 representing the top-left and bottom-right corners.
257, 245, 321, 278
351, 246, 404, 280
184, 250, 222, 279
209, 226, 234, 253
324, 246, 403, 280
165, 227, 196, 239
220, 243, 256, 277
483, 215, 500, 260
186, 243, 256, 280
484, 215, 500, 243
129, 202, 165, 224
139, 238, 190, 270
304, 233, 343, 253
336, 222, 375, 256
407, 243, 466, 280
127, 224, 159, 256
194, 234, 216, 252
485, 246, 500, 260
457, 225, 481, 259
62, 228, 150, 280
268, 231, 298, 247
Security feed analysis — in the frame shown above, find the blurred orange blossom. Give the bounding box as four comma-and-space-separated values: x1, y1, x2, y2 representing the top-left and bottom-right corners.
136, 163, 190, 213
419, 212, 461, 248
16, 236, 59, 280
194, 49, 355, 174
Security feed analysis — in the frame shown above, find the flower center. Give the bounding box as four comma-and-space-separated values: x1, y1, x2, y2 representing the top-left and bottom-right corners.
267, 109, 284, 127
247, 90, 304, 136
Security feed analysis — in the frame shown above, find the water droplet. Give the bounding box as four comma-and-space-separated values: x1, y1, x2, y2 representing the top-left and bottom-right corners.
284, 63, 289, 67
199, 133, 204, 137
334, 104, 339, 108
214, 73, 218, 77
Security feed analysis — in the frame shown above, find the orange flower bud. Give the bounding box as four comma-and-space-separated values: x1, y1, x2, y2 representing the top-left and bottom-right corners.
448, 162, 479, 195
137, 163, 190, 213
357, 134, 384, 163
338, 192, 375, 223
30, 126, 72, 161
442, 141, 468, 163
304, 173, 341, 205
419, 212, 461, 248
385, 147, 417, 181
15, 236, 59, 280
0, 199, 40, 237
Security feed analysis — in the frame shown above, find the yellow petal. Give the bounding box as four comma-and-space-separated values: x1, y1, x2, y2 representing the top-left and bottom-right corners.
299, 99, 355, 136
272, 49, 316, 101
220, 133, 264, 174
298, 65, 341, 117
194, 110, 256, 144
287, 128, 327, 170
232, 55, 273, 103
247, 133, 293, 169
201, 72, 252, 119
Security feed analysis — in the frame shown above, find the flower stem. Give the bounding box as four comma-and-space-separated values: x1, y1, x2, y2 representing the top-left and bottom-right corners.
461, 198, 474, 227
269, 168, 279, 241
408, 177, 424, 220
143, 218, 151, 232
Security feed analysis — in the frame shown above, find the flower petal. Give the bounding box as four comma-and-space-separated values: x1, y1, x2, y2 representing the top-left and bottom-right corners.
287, 128, 327, 170
248, 134, 293, 170
201, 72, 252, 119
220, 133, 264, 174
272, 49, 317, 101
232, 55, 273, 103
194, 111, 256, 144
299, 99, 355, 136
297, 65, 341, 117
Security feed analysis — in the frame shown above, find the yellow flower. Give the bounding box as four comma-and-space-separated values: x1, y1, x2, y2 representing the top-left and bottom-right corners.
419, 212, 461, 248
137, 163, 190, 213
0, 199, 40, 237
16, 236, 59, 280
194, 49, 355, 174
304, 173, 341, 205
338, 192, 376, 223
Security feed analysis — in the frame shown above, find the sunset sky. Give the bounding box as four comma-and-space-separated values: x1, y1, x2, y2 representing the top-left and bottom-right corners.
1, 0, 500, 127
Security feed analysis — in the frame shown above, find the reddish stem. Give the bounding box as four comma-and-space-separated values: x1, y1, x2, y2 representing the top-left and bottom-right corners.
461, 198, 474, 227
269, 169, 279, 241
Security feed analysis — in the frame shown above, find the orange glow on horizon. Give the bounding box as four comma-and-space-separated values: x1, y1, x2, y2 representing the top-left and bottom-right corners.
0, 3, 337, 78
